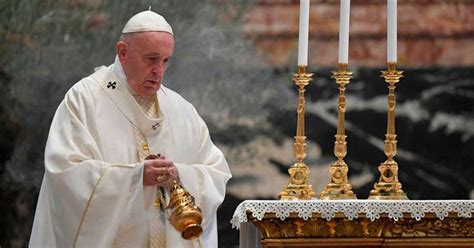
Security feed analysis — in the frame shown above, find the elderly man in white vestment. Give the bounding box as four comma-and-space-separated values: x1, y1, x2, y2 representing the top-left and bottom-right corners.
29, 10, 232, 248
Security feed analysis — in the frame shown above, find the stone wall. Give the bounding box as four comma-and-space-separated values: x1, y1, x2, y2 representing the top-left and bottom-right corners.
241, 0, 474, 67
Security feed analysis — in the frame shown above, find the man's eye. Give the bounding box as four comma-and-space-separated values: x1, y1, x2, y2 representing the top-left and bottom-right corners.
146, 57, 157, 63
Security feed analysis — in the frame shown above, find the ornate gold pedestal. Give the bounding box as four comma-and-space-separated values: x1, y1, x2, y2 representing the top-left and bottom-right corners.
279, 66, 315, 200
320, 63, 356, 200
249, 212, 474, 247
369, 63, 408, 200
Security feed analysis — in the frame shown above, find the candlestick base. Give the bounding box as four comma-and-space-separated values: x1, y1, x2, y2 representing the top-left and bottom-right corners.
369, 160, 408, 200
279, 162, 315, 200
320, 160, 356, 200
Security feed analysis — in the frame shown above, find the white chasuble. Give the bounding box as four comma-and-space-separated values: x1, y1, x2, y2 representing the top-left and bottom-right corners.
29, 61, 232, 248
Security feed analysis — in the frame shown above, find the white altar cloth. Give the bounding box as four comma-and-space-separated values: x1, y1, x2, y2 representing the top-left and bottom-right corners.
231, 200, 474, 228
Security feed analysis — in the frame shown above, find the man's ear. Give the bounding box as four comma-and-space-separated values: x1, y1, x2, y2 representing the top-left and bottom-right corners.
116, 41, 127, 62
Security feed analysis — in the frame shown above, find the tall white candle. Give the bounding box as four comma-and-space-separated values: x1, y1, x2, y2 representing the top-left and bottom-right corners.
338, 0, 351, 64
387, 0, 397, 62
298, 0, 310, 66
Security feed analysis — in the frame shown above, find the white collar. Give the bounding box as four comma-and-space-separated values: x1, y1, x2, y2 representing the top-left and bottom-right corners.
110, 55, 137, 95
91, 66, 165, 136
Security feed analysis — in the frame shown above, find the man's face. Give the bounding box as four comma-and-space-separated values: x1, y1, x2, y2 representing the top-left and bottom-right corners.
117, 32, 175, 96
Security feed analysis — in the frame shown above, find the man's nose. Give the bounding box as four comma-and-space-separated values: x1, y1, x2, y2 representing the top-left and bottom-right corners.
151, 62, 165, 75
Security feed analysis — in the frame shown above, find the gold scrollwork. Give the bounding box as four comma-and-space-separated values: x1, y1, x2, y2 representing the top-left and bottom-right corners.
249, 213, 474, 240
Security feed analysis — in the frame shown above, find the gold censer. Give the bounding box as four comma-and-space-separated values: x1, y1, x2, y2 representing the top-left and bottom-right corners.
167, 181, 203, 240
146, 154, 203, 240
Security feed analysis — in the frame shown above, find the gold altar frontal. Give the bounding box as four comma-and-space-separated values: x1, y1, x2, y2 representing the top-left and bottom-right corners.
248, 212, 474, 247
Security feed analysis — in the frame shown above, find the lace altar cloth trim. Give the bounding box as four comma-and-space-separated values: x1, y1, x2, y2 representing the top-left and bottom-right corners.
231, 200, 474, 229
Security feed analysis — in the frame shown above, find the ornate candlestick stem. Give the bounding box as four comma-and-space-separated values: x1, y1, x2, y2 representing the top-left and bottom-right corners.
279, 66, 315, 200
369, 62, 408, 200
320, 63, 356, 200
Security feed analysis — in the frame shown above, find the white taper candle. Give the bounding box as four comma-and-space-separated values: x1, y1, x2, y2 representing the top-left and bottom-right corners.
387, 0, 397, 62
298, 0, 310, 66
338, 0, 351, 64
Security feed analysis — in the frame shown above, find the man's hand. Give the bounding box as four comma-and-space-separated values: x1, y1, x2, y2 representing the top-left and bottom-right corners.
143, 155, 179, 187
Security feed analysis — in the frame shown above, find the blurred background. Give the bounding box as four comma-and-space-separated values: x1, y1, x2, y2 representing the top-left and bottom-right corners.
0, 0, 473, 247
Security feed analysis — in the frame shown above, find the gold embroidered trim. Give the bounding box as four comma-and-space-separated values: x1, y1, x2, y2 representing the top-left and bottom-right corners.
154, 95, 161, 117
198, 237, 203, 248
73, 166, 111, 247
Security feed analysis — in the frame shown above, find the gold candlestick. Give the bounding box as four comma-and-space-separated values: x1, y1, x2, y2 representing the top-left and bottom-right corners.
369, 62, 408, 200
320, 63, 357, 200
279, 65, 315, 200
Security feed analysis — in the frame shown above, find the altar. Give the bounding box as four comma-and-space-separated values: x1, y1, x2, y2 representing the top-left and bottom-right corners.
230, 0, 474, 247
232, 200, 474, 247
